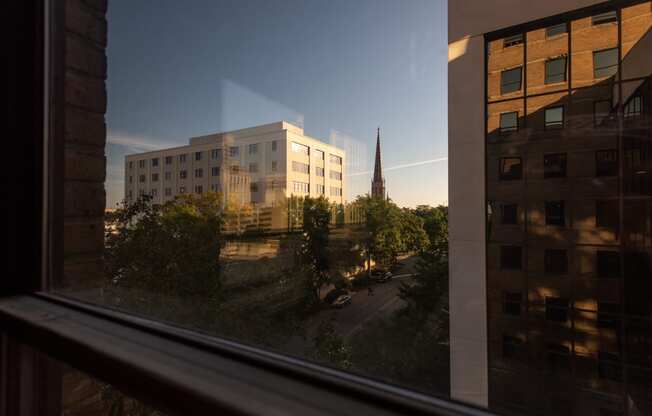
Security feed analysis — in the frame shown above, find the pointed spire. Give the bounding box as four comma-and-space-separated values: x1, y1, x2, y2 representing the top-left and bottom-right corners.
371, 127, 386, 198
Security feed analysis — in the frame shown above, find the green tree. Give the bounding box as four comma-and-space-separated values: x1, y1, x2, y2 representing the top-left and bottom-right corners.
105, 193, 224, 302
308, 320, 352, 369
299, 196, 332, 304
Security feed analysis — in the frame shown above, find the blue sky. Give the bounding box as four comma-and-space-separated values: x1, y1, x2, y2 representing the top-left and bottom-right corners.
105, 0, 448, 208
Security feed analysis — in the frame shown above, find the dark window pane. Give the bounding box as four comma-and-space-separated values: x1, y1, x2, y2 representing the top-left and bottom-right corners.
596, 200, 619, 228
501, 67, 522, 94
598, 302, 621, 329
596, 150, 618, 176
546, 343, 571, 371
501, 245, 522, 270
598, 352, 622, 381
592, 11, 618, 25
593, 48, 618, 78
544, 153, 567, 178
502, 334, 524, 358
545, 249, 568, 275
545, 297, 569, 322
504, 34, 523, 48
545, 106, 564, 128
501, 203, 518, 224
545, 201, 565, 226
500, 111, 518, 133
625, 95, 643, 118
546, 23, 567, 37
594, 100, 614, 126
545, 57, 567, 84
503, 292, 522, 316
597, 251, 621, 279
500, 157, 522, 180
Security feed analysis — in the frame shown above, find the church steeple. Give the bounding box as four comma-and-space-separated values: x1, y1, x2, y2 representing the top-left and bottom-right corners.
371, 127, 386, 199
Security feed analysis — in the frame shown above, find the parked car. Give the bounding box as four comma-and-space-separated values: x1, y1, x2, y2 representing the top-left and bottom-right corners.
324, 288, 349, 304
331, 294, 352, 308
370, 269, 392, 282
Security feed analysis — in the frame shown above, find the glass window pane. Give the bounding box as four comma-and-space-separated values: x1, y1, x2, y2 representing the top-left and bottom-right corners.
546, 23, 567, 37
545, 57, 567, 83
499, 111, 518, 133
594, 48, 619, 78
545, 106, 564, 128
501, 67, 522, 94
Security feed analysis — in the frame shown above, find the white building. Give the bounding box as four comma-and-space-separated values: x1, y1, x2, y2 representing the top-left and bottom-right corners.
124, 121, 345, 229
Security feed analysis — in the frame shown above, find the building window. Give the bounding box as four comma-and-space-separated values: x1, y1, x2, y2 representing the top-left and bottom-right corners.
179, 154, 187, 163
230, 165, 240, 174
164, 171, 172, 181
211, 167, 219, 176
502, 335, 523, 359
139, 174, 146, 183
546, 343, 571, 371
598, 352, 622, 381
596, 150, 618, 177
501, 203, 517, 224
330, 186, 342, 196
292, 161, 309, 174
596, 200, 619, 228
501, 67, 522, 94
194, 185, 203, 194
500, 245, 522, 270
211, 149, 221, 160
545, 57, 567, 84
164, 188, 172, 197
329, 154, 342, 165
248, 163, 258, 173
545, 249, 568, 275
194, 151, 202, 161
152, 158, 159, 167
544, 106, 564, 129
195, 168, 203, 178
544, 153, 567, 178
316, 184, 325, 195
624, 95, 642, 118
248, 143, 258, 155
291, 142, 309, 155
271, 140, 277, 151
592, 10, 617, 25
151, 173, 159, 182
597, 251, 620, 279
315, 166, 324, 177
499, 157, 522, 180
139, 160, 145, 168
229, 146, 239, 157
503, 292, 522, 316
151, 188, 158, 197
292, 181, 309, 193
250, 183, 259, 193
545, 297, 569, 322
594, 100, 613, 126
499, 111, 518, 134
210, 184, 220, 192
503, 33, 523, 48
545, 201, 565, 226
271, 161, 278, 172
598, 302, 620, 329
179, 186, 186, 194
128, 161, 133, 169
128, 190, 133, 199
314, 149, 325, 160
165, 156, 173, 165
546, 23, 567, 38
593, 48, 618, 78
179, 170, 187, 180
330, 171, 342, 180
128, 175, 133, 184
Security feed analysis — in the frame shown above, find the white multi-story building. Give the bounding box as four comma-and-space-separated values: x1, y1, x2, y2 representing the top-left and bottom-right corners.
124, 121, 346, 213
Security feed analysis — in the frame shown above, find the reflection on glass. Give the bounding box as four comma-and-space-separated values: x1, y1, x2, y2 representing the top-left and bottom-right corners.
60, 0, 449, 400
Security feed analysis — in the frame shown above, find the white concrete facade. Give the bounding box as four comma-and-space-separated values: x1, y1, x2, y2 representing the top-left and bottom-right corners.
447, 0, 605, 408
124, 121, 346, 208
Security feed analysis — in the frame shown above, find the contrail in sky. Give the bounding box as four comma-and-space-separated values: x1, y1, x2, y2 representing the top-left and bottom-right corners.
347, 157, 448, 177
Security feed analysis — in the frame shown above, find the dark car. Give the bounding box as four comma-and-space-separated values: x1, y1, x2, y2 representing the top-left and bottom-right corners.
370, 269, 392, 282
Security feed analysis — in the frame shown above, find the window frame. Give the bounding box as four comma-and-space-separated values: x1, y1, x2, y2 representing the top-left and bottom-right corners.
544, 105, 564, 129
2, 2, 497, 416
544, 56, 567, 84
593, 47, 619, 79
500, 67, 522, 95
499, 111, 518, 134
545, 23, 567, 38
